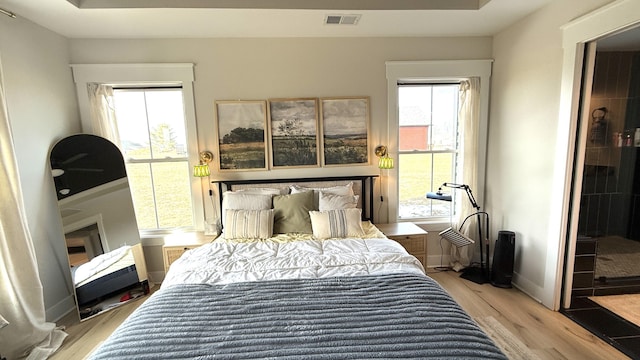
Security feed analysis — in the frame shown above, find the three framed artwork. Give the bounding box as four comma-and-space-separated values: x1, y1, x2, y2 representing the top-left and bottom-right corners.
216, 97, 370, 171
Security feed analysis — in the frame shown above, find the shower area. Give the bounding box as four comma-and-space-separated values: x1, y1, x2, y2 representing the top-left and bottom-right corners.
560, 17, 640, 360
576, 49, 640, 294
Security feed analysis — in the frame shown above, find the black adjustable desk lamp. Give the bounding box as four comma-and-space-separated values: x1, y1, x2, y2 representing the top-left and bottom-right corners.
427, 183, 489, 284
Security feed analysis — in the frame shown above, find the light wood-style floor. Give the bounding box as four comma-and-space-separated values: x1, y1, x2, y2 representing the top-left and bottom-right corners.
51, 287, 156, 360
51, 271, 629, 360
428, 270, 628, 359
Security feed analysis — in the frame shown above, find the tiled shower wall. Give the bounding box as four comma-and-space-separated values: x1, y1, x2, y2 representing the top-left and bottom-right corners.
580, 51, 640, 240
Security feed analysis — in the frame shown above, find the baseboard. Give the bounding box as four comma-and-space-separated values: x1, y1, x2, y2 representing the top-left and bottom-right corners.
511, 271, 544, 305
147, 271, 165, 284
427, 254, 452, 269
47, 293, 76, 322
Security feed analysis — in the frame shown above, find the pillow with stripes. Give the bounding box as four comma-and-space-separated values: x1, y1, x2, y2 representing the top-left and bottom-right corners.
309, 208, 365, 240
224, 209, 274, 240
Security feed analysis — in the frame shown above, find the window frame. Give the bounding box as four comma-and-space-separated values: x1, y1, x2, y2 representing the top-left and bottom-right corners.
397, 82, 461, 221
113, 86, 196, 231
70, 64, 205, 239
385, 60, 492, 224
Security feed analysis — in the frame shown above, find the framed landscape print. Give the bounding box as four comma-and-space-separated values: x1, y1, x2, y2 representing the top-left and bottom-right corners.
268, 98, 320, 168
320, 97, 370, 166
215, 100, 268, 171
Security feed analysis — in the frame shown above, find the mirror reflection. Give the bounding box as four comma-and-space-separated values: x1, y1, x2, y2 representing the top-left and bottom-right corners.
50, 134, 149, 321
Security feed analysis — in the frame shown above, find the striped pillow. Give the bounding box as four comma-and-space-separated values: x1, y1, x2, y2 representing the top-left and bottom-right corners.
221, 192, 273, 228
309, 208, 365, 240
318, 192, 359, 211
224, 209, 274, 240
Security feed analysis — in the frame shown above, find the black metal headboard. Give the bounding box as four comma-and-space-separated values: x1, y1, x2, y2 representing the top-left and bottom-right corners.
213, 175, 378, 221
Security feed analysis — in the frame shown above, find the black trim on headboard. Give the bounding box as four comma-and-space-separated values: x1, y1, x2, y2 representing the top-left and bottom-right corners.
212, 175, 379, 221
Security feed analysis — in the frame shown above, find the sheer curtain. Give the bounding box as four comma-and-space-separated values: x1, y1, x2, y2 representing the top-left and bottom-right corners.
450, 78, 481, 270
87, 83, 120, 144
0, 58, 66, 359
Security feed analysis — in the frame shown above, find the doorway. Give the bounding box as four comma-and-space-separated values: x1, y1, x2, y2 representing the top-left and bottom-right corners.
583, 48, 640, 288
562, 26, 640, 360
65, 223, 104, 267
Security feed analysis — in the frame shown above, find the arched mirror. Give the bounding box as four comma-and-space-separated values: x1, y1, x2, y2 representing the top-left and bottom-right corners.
50, 134, 149, 321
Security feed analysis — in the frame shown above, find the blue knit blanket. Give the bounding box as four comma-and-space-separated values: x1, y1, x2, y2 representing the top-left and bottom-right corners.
89, 273, 506, 359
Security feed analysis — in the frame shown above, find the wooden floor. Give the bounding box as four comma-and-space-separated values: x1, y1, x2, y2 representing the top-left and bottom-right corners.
51, 290, 153, 360
51, 271, 629, 360
428, 269, 629, 359
590, 294, 640, 328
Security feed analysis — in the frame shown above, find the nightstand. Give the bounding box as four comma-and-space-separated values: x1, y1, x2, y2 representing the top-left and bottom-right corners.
376, 222, 428, 268
162, 232, 215, 272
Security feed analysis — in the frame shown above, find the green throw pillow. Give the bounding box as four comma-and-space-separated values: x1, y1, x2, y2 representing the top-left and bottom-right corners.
273, 191, 314, 234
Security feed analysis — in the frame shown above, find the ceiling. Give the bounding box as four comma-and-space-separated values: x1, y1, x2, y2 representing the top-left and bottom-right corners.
0, 0, 554, 39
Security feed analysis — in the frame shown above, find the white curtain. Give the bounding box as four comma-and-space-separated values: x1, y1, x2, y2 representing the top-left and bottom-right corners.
87, 83, 120, 144
450, 78, 481, 270
0, 58, 67, 359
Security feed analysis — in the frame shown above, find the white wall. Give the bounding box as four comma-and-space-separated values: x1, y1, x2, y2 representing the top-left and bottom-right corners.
0, 15, 82, 320
69, 36, 493, 274
487, 0, 613, 307
59, 180, 140, 252
68, 38, 491, 186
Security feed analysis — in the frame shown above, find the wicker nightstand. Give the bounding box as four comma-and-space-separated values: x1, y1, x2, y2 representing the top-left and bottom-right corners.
376, 222, 428, 268
162, 233, 215, 272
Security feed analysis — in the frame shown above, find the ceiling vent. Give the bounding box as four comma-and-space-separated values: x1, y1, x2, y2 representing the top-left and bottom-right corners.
325, 14, 361, 25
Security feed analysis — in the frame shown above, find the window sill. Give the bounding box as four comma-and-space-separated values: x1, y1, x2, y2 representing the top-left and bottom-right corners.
395, 219, 453, 232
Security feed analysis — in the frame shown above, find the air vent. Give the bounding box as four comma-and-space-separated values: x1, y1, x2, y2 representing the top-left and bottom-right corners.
324, 14, 361, 25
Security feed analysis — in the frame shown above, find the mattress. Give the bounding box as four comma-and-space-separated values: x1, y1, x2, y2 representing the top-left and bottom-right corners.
88, 231, 506, 359
73, 246, 141, 309
72, 245, 134, 287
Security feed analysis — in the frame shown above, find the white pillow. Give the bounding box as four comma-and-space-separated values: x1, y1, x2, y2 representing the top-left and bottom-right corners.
309, 208, 365, 240
290, 182, 354, 196
221, 192, 272, 228
224, 209, 274, 239
233, 187, 286, 195
290, 182, 354, 209
318, 192, 359, 211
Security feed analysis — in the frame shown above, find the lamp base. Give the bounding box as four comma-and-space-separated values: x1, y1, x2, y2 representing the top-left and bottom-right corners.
460, 266, 489, 285
205, 219, 221, 236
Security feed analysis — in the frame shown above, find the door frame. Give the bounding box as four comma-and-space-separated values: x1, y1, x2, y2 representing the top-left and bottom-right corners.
555, 0, 640, 311
561, 43, 597, 310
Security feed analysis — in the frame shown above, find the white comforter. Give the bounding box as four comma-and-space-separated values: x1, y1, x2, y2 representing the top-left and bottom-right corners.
162, 237, 425, 287
72, 245, 133, 286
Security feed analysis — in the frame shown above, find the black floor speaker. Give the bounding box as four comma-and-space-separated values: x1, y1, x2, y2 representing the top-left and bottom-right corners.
491, 231, 515, 288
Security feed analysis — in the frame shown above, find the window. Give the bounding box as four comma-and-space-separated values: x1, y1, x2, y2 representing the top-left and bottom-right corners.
70, 63, 204, 236
385, 60, 491, 224
397, 84, 460, 220
113, 88, 195, 231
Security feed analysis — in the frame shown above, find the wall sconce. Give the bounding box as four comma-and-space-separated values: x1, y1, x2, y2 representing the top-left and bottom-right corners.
193, 150, 213, 177
375, 145, 394, 169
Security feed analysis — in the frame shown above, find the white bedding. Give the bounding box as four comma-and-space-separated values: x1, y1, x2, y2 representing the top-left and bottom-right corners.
162, 228, 425, 288
72, 245, 134, 286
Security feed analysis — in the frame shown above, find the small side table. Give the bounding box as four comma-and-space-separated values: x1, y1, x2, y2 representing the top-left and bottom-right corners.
376, 222, 428, 268
162, 232, 215, 272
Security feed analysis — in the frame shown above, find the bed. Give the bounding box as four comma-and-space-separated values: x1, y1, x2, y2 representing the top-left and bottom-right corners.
72, 243, 149, 318
87, 176, 506, 359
